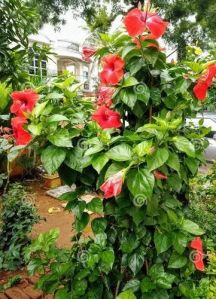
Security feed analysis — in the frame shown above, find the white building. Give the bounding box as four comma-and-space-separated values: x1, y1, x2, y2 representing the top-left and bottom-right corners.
29, 13, 98, 94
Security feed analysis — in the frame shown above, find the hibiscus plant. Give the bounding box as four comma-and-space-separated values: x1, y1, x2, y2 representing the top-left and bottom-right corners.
9, 3, 216, 299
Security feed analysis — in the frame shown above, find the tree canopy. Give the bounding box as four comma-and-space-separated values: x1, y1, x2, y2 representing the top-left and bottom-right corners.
27, 0, 216, 59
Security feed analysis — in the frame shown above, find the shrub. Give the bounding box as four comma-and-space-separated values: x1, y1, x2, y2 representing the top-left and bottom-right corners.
13, 4, 216, 298
186, 163, 216, 240
0, 183, 39, 270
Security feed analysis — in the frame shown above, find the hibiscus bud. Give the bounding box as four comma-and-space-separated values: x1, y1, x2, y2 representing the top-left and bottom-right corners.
100, 170, 125, 199
153, 170, 168, 180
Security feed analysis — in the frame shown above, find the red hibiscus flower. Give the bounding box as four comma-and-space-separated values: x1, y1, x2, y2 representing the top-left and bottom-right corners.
124, 8, 168, 38
193, 80, 209, 101
11, 117, 32, 145
91, 106, 122, 129
10, 89, 39, 117
153, 170, 168, 180
190, 237, 205, 272
82, 47, 96, 62
100, 171, 124, 199
97, 86, 114, 107
193, 63, 216, 101
100, 54, 125, 85
206, 63, 216, 85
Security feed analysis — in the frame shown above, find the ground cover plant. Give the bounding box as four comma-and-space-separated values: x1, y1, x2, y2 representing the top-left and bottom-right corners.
0, 183, 39, 270
7, 2, 216, 298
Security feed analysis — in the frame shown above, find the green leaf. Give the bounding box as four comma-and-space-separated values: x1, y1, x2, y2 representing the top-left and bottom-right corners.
48, 129, 72, 147
127, 168, 155, 200
154, 231, 172, 254
168, 252, 187, 269
107, 144, 132, 161
173, 136, 195, 157
117, 290, 137, 299
75, 212, 90, 232
55, 288, 70, 299
167, 174, 182, 192
100, 249, 115, 273
156, 272, 175, 289
85, 145, 104, 156
87, 198, 103, 214
120, 235, 139, 254
122, 46, 136, 58
140, 277, 156, 293
149, 264, 164, 279
172, 232, 188, 254
181, 219, 204, 235
41, 146, 66, 175
105, 163, 125, 179
166, 151, 180, 172
136, 83, 150, 105
65, 147, 83, 172
122, 76, 138, 87
28, 123, 43, 136
128, 248, 145, 275
0, 83, 10, 112
120, 89, 137, 109
92, 153, 109, 173
91, 218, 107, 234
147, 148, 169, 172
133, 140, 152, 157
185, 157, 199, 175
32, 101, 48, 118
123, 279, 140, 292
47, 114, 69, 122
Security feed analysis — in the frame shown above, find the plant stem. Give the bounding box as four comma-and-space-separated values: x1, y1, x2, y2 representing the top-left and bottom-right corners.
149, 105, 153, 123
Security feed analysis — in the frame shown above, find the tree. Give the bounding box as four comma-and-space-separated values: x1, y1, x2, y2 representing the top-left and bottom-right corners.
0, 0, 39, 87
29, 0, 216, 59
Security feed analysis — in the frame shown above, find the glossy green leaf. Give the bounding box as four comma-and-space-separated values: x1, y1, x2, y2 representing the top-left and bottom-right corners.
87, 198, 103, 214
75, 212, 90, 232
154, 231, 172, 254
127, 168, 155, 199
48, 129, 72, 147
133, 140, 152, 157
122, 76, 138, 87
107, 144, 132, 161
147, 148, 169, 172
173, 136, 195, 157
181, 219, 204, 235
117, 290, 137, 299
168, 252, 187, 268
92, 153, 109, 173
167, 151, 180, 172
41, 146, 66, 175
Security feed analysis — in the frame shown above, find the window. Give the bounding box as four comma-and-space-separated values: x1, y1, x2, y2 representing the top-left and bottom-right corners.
29, 53, 47, 78
83, 66, 89, 90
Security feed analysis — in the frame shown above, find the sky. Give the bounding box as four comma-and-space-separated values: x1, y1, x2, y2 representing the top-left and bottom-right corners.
32, 10, 124, 45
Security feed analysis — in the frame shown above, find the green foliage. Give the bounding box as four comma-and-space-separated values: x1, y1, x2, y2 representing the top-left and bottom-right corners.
186, 163, 216, 241
0, 183, 39, 270
27, 71, 93, 182
0, 275, 21, 292
24, 25, 211, 298
0, 0, 52, 88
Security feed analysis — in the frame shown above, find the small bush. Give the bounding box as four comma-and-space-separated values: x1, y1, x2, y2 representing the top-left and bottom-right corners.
0, 183, 39, 270
185, 163, 216, 241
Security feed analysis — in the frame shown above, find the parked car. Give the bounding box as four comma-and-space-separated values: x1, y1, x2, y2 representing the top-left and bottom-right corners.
187, 112, 216, 161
